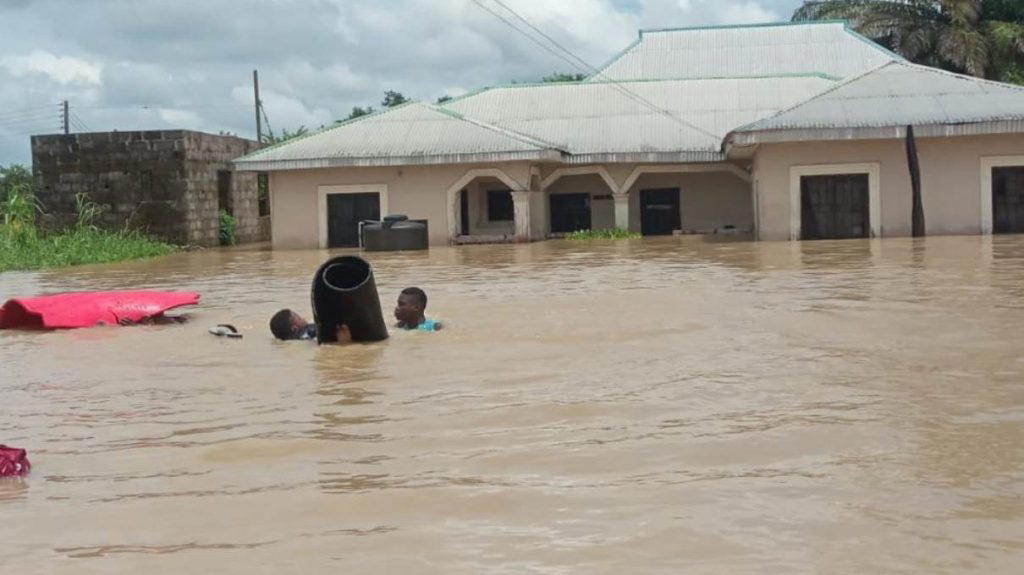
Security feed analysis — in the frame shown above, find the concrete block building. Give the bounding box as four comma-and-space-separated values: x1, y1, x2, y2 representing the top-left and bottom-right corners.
32, 130, 267, 247
234, 21, 1024, 248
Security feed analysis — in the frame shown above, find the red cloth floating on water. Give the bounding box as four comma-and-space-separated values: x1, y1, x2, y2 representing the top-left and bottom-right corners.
0, 445, 30, 477
0, 291, 200, 330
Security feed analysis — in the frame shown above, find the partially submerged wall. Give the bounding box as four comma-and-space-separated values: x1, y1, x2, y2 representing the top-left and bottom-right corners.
32, 130, 262, 247
752, 134, 1024, 240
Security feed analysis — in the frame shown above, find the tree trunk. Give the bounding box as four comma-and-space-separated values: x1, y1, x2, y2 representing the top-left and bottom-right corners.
906, 125, 926, 237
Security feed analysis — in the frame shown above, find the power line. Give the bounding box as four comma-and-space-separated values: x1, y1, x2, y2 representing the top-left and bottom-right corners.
471, 0, 587, 79
260, 105, 274, 142
471, 0, 720, 140
70, 113, 89, 133
71, 111, 91, 132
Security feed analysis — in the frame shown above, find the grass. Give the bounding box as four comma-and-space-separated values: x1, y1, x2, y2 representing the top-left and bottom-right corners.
565, 228, 641, 240
0, 185, 177, 272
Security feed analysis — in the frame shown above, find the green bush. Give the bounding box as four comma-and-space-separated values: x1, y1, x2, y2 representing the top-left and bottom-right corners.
0, 188, 176, 272
565, 228, 641, 240
218, 209, 237, 246
0, 164, 32, 204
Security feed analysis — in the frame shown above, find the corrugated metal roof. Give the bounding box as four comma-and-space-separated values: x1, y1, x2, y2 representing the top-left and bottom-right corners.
235, 103, 563, 170
729, 61, 1024, 145
591, 21, 898, 82
444, 75, 836, 162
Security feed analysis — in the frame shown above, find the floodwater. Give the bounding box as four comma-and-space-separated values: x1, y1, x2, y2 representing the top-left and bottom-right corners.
1, 236, 1023, 574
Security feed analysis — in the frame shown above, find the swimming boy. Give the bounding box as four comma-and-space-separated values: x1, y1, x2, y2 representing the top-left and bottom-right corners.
269, 309, 351, 342
394, 287, 442, 331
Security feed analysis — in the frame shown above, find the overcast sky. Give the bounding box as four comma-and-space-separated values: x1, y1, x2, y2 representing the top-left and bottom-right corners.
0, 0, 805, 166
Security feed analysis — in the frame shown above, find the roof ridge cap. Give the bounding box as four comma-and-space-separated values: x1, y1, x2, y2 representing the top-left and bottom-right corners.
424, 103, 566, 152
236, 102, 416, 161
639, 20, 848, 35
898, 61, 1024, 92
725, 61, 896, 138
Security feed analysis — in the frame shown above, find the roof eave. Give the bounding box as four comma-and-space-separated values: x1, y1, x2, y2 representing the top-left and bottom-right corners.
727, 119, 1024, 146
563, 151, 726, 164
234, 149, 565, 171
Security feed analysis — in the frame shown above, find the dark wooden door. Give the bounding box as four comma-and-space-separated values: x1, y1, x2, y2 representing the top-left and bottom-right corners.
459, 189, 470, 235
800, 174, 870, 240
327, 192, 380, 247
549, 193, 591, 233
993, 167, 1024, 234
640, 188, 680, 236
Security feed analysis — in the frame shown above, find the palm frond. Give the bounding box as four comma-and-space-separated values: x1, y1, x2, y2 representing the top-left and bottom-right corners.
939, 23, 990, 75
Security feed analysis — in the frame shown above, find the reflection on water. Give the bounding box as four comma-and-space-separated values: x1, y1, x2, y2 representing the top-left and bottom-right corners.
2, 236, 1023, 574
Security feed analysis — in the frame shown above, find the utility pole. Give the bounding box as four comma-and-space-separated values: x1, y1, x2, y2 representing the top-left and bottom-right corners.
253, 70, 262, 145
62, 100, 69, 135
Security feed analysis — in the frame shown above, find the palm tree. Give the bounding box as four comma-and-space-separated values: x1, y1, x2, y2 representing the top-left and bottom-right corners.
793, 1, 1024, 83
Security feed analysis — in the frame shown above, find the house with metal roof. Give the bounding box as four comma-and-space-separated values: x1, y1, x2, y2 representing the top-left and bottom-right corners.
236, 21, 1024, 248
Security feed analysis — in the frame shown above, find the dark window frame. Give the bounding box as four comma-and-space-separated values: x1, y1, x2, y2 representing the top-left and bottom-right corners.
487, 189, 514, 222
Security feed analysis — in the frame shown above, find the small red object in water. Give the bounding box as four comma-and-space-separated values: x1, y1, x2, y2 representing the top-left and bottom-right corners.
0, 291, 199, 329
0, 445, 30, 477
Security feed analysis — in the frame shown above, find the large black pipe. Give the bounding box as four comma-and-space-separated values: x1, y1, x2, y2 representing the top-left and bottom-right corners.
310, 256, 389, 344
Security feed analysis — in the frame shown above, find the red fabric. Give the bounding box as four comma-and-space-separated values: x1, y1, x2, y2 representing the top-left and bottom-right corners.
0, 291, 200, 329
0, 445, 30, 477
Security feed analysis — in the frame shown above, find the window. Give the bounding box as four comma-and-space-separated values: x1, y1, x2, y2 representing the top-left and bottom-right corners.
800, 174, 869, 240
993, 166, 1024, 234
487, 189, 513, 221
257, 173, 270, 216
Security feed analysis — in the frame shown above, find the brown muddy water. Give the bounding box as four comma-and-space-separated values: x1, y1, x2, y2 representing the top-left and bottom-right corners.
1, 236, 1023, 574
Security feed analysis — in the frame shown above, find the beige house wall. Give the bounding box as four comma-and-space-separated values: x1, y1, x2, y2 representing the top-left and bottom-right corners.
623, 171, 753, 233
752, 134, 1024, 240
545, 173, 617, 231
268, 162, 533, 249
268, 133, 1024, 249
463, 178, 515, 236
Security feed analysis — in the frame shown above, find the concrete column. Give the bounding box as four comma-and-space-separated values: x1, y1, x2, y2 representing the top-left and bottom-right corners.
511, 190, 532, 242
613, 192, 630, 230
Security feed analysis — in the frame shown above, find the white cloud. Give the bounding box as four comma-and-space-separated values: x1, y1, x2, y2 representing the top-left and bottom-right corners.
721, 1, 779, 24
156, 108, 200, 126
639, 0, 781, 27
0, 0, 805, 166
1, 50, 102, 85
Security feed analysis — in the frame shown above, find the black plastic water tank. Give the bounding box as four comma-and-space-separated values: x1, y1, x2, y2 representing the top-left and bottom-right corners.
361, 214, 429, 251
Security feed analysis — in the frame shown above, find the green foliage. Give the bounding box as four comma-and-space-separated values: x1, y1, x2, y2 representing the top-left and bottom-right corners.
793, 0, 1024, 84
260, 126, 308, 145
381, 90, 409, 108
435, 95, 453, 104
541, 72, 587, 83
565, 228, 640, 240
0, 164, 32, 203
1, 189, 175, 272
218, 209, 237, 246
340, 90, 412, 121
0, 227, 176, 272
1, 181, 38, 234
74, 192, 102, 229
346, 105, 375, 120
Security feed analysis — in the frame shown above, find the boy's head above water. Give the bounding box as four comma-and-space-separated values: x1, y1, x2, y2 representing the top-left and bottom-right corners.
269, 308, 308, 340
394, 287, 427, 327
270, 308, 350, 342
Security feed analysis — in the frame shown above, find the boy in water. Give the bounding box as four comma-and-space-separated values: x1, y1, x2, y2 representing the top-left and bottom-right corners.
269, 309, 350, 342
394, 287, 442, 331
